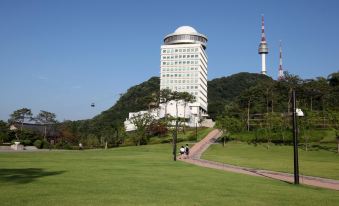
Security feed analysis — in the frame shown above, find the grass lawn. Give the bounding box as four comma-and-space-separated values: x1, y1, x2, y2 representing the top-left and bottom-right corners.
202, 141, 339, 180
231, 128, 336, 143
149, 127, 214, 144
1, 144, 339, 206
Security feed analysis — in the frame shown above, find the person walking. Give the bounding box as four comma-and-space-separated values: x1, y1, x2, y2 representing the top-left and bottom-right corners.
179, 146, 185, 159
185, 144, 190, 159
79, 142, 83, 150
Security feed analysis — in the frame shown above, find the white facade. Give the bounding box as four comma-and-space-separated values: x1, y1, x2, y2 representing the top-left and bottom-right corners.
160, 26, 208, 115
124, 26, 210, 131
124, 110, 159, 132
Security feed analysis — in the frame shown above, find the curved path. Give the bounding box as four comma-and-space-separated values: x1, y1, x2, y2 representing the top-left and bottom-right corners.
182, 129, 339, 191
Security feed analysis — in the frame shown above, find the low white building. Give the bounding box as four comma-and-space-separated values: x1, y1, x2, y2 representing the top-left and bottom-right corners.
124, 101, 209, 132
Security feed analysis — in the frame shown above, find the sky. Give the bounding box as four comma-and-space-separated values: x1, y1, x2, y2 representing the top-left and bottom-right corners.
0, 0, 338, 121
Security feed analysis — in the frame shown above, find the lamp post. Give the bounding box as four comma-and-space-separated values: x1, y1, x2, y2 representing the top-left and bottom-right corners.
292, 90, 304, 185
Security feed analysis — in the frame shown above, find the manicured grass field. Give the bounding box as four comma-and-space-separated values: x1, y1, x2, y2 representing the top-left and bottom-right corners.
202, 141, 339, 180
149, 127, 214, 144
1, 144, 339, 206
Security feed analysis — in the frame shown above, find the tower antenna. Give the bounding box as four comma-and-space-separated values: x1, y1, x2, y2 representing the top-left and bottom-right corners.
278, 40, 284, 80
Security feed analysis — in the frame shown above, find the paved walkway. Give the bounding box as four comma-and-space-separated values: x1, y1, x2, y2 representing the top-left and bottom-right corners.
181, 129, 339, 191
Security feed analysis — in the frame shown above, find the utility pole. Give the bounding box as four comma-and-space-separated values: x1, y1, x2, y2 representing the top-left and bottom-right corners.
173, 119, 178, 161
292, 90, 300, 184
195, 122, 198, 141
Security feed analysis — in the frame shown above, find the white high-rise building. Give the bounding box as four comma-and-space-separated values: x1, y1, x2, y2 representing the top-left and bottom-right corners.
124, 26, 212, 131
160, 26, 208, 120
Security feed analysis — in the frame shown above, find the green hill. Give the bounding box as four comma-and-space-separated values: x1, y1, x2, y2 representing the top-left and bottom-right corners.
91, 76, 160, 128
91, 72, 269, 128
207, 72, 272, 119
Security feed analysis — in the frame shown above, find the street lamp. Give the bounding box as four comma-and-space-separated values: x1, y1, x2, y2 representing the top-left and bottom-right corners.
292, 90, 304, 185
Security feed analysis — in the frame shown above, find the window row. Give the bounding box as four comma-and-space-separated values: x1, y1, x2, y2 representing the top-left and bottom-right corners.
162, 54, 198, 60
162, 73, 199, 77
162, 48, 198, 53
161, 85, 199, 90
162, 61, 198, 65
162, 67, 198, 72
161, 79, 199, 84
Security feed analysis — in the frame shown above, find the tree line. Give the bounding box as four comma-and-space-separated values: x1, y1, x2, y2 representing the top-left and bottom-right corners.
215, 72, 339, 152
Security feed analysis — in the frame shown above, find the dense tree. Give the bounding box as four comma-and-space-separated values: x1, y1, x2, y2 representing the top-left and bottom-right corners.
9, 108, 33, 130
129, 113, 154, 145
0, 120, 9, 143
35, 110, 57, 140
328, 72, 339, 87
179, 92, 195, 134
159, 88, 173, 120
215, 116, 242, 146
208, 72, 271, 119
54, 71, 339, 149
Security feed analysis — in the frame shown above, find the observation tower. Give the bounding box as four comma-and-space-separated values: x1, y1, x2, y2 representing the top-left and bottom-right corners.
258, 15, 269, 75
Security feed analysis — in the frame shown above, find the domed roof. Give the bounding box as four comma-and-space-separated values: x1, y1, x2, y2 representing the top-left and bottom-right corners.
174, 26, 198, 34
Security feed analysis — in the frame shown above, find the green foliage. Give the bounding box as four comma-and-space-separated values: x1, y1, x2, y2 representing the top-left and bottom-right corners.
328, 71, 339, 87
9, 108, 33, 125
215, 116, 243, 140
42, 140, 50, 149
82, 134, 100, 148
33, 140, 42, 148
21, 139, 32, 146
92, 77, 160, 130
0, 120, 9, 143
16, 129, 42, 143
55, 141, 73, 150
208, 72, 272, 119
56, 72, 339, 148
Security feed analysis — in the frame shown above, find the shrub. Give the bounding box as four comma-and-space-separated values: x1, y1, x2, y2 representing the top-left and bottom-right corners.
160, 138, 171, 143
21, 139, 32, 146
55, 141, 72, 149
34, 140, 42, 149
42, 140, 50, 149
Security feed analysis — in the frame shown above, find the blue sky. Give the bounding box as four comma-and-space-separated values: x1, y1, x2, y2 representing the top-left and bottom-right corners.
0, 0, 338, 121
